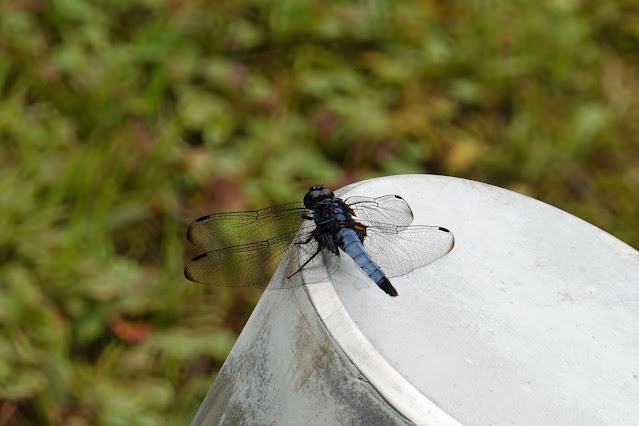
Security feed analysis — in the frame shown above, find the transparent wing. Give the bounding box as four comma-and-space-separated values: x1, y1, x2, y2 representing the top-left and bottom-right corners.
361, 221, 455, 278
184, 223, 341, 289
186, 202, 309, 251
288, 238, 341, 287
345, 195, 414, 226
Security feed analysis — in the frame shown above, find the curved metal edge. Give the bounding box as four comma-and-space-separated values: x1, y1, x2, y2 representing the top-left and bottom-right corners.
305, 281, 463, 426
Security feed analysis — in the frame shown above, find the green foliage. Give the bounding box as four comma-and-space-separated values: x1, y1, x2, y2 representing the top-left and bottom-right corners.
0, 0, 638, 424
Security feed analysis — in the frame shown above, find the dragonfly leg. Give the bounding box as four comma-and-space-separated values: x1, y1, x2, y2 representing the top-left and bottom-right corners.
287, 245, 323, 279
295, 233, 315, 245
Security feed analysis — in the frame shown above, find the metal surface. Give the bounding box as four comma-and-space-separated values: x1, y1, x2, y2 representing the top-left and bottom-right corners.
192, 175, 639, 425
190, 280, 421, 426
327, 175, 639, 425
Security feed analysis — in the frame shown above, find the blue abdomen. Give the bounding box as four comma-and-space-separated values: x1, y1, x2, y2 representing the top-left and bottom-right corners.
337, 228, 386, 284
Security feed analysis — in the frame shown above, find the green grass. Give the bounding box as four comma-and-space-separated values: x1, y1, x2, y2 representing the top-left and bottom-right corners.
1, 0, 638, 424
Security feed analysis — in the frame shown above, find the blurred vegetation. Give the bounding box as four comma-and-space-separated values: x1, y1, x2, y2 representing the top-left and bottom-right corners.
0, 0, 638, 424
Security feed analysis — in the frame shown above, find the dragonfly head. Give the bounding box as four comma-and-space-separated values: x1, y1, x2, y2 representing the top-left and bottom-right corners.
304, 185, 334, 208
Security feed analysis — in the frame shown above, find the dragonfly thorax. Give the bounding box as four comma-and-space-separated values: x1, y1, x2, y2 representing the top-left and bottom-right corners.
312, 198, 361, 240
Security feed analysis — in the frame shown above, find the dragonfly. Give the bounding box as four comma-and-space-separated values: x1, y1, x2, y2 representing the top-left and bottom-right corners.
184, 185, 454, 296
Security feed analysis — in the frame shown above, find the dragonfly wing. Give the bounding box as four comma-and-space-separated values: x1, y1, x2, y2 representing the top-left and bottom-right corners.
187, 202, 309, 251
185, 224, 311, 288
361, 221, 455, 278
185, 222, 340, 289
345, 195, 414, 226
287, 239, 341, 287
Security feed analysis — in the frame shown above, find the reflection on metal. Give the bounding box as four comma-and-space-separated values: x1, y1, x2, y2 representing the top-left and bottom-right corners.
191, 175, 639, 426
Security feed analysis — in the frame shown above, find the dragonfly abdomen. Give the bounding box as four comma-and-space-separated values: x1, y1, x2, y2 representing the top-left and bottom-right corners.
337, 228, 398, 296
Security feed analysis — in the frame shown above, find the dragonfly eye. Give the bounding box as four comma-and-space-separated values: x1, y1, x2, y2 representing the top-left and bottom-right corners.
320, 188, 334, 198
304, 186, 334, 208
304, 190, 323, 208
